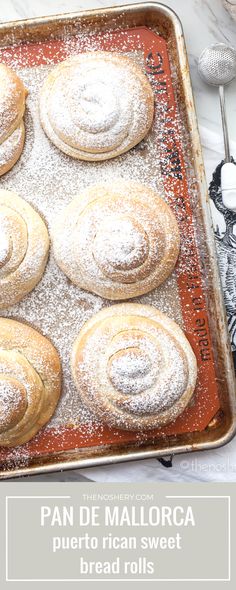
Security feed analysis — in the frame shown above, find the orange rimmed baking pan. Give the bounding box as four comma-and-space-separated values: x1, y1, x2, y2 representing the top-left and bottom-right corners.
0, 2, 236, 479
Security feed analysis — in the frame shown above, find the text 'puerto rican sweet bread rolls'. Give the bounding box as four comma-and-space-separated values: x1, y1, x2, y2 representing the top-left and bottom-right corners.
0, 319, 61, 447
71, 304, 197, 431
0, 63, 27, 176
52, 181, 180, 300
0, 189, 49, 310
39, 52, 154, 161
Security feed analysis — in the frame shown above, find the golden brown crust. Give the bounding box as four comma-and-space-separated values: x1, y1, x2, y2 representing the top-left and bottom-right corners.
0, 122, 25, 176
0, 64, 27, 176
39, 52, 154, 161
0, 318, 61, 447
0, 189, 50, 310
52, 181, 180, 299
71, 304, 197, 431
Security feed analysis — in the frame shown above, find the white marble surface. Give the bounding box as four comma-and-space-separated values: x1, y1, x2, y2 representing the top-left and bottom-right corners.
1, 0, 236, 482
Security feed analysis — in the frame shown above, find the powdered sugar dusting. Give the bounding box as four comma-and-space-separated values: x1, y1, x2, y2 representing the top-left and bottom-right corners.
0, 63, 26, 174
39, 52, 154, 160
0, 25, 210, 465
0, 54, 184, 434
52, 180, 179, 300
0, 191, 49, 309
94, 217, 149, 272
74, 306, 196, 430
109, 348, 155, 395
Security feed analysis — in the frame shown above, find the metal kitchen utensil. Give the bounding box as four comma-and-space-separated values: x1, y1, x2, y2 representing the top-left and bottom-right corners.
198, 42, 236, 211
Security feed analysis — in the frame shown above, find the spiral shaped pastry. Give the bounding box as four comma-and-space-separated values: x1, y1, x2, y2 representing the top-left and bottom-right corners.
72, 304, 197, 431
0, 189, 49, 310
39, 52, 154, 161
52, 181, 180, 300
0, 63, 27, 176
0, 318, 61, 447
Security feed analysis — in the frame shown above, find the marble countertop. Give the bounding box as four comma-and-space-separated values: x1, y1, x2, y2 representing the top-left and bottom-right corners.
1, 0, 236, 482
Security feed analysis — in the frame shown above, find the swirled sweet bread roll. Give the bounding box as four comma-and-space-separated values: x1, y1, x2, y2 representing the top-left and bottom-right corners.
39, 52, 154, 161
0, 189, 49, 310
0, 63, 27, 176
71, 304, 197, 431
52, 182, 180, 300
0, 318, 61, 447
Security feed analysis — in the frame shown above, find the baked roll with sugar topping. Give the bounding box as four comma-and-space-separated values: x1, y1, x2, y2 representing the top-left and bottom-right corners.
0, 63, 27, 176
71, 304, 197, 431
0, 189, 49, 310
52, 181, 180, 300
0, 318, 61, 447
39, 52, 154, 161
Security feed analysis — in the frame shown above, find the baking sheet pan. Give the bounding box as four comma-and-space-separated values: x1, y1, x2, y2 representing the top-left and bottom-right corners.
0, 2, 235, 479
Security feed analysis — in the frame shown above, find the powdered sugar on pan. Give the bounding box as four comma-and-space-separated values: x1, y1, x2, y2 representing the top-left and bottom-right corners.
0, 30, 205, 463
